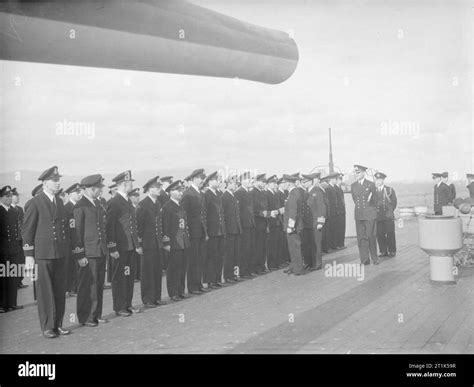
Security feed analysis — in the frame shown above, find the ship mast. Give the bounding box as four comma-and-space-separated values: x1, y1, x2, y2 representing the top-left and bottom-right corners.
328, 127, 335, 174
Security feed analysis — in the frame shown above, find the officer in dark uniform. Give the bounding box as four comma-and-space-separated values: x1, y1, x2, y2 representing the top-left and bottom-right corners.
203, 171, 226, 288
137, 176, 165, 307
64, 183, 83, 297
106, 170, 143, 317
334, 173, 346, 249
108, 184, 118, 201
467, 173, 474, 199
162, 180, 190, 301
351, 165, 378, 265
22, 166, 70, 338
433, 172, 452, 215
251, 173, 270, 274
159, 176, 173, 273
301, 175, 314, 269
265, 175, 281, 270
71, 174, 109, 326
129, 188, 141, 281
374, 172, 397, 258
0, 186, 23, 312
275, 178, 289, 266
325, 174, 338, 251
302, 173, 326, 270
319, 176, 331, 253
221, 174, 242, 283
440, 172, 456, 204
283, 174, 306, 275
181, 169, 208, 295
11, 188, 28, 289
104, 184, 117, 288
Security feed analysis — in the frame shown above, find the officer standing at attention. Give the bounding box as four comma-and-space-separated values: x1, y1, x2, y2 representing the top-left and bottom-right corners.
374, 172, 397, 258
64, 183, 83, 297
22, 166, 71, 338
106, 170, 143, 317
283, 174, 306, 276
466, 173, 474, 199
275, 178, 289, 267
235, 172, 256, 279
265, 175, 281, 271
334, 173, 346, 250
181, 169, 208, 295
162, 180, 190, 301
351, 165, 378, 265
71, 174, 109, 327
137, 176, 166, 308
203, 171, 226, 288
251, 174, 270, 274
0, 186, 23, 313
432, 172, 451, 215
11, 188, 28, 289
221, 174, 242, 283
128, 188, 141, 282
159, 176, 173, 273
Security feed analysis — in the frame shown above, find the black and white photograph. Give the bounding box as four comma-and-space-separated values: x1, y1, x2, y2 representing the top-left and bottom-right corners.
0, 0, 473, 384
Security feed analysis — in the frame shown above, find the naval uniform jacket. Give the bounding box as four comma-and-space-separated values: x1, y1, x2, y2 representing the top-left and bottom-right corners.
106, 193, 141, 253
235, 187, 255, 229
203, 189, 225, 237
351, 179, 377, 221
221, 191, 242, 235
158, 191, 170, 207
162, 199, 190, 250
375, 186, 397, 220
284, 187, 304, 233
136, 196, 163, 250
181, 186, 206, 239
21, 191, 69, 259
306, 185, 327, 228
0, 206, 21, 258
265, 189, 282, 228
434, 182, 452, 214
251, 187, 269, 231
72, 196, 108, 259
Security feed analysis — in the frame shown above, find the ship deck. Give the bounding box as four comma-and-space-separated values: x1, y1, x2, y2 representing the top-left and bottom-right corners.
1, 217, 472, 354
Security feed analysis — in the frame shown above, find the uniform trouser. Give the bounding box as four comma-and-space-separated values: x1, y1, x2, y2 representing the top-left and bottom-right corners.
35, 258, 66, 331
301, 228, 314, 267
267, 226, 280, 269
162, 250, 169, 271
328, 216, 337, 250
278, 227, 290, 264
287, 231, 304, 274
16, 241, 25, 284
253, 227, 267, 272
186, 238, 205, 292
205, 235, 224, 284
224, 234, 241, 280
312, 228, 323, 269
166, 249, 185, 298
77, 256, 106, 324
355, 219, 378, 264
141, 248, 163, 304
334, 213, 346, 247
106, 253, 112, 283
65, 251, 78, 292
239, 228, 254, 276
376, 219, 396, 254
111, 250, 135, 312
0, 256, 19, 308
135, 252, 141, 280
322, 221, 329, 252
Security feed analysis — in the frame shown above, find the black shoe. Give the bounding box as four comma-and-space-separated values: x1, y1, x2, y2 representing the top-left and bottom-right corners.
363, 261, 370, 265
225, 278, 236, 284
154, 300, 166, 306
128, 306, 140, 313
18, 283, 29, 289
378, 253, 388, 257
144, 303, 157, 308
388, 252, 396, 257
0, 307, 7, 313
373, 260, 380, 265
8, 305, 23, 310
190, 290, 203, 295
96, 318, 109, 324
209, 284, 219, 289
171, 296, 182, 302
56, 327, 71, 335
43, 329, 58, 339
82, 321, 98, 327
116, 310, 131, 317
179, 294, 191, 299
199, 287, 211, 292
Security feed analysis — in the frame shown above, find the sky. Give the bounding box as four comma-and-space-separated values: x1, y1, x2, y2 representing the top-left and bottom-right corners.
0, 0, 472, 182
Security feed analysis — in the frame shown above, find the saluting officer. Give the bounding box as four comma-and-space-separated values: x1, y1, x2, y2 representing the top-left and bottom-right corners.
181, 169, 208, 295
265, 175, 282, 271
64, 183, 83, 297
22, 166, 70, 338
275, 178, 289, 266
0, 186, 23, 313
235, 172, 256, 279
221, 174, 242, 283
203, 171, 226, 288
302, 172, 326, 270
334, 173, 346, 250
71, 174, 109, 326
251, 173, 270, 274
282, 174, 306, 276
106, 170, 143, 317
162, 180, 190, 301
137, 176, 165, 307
467, 173, 474, 199
351, 165, 378, 265
433, 172, 452, 215
374, 172, 397, 258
